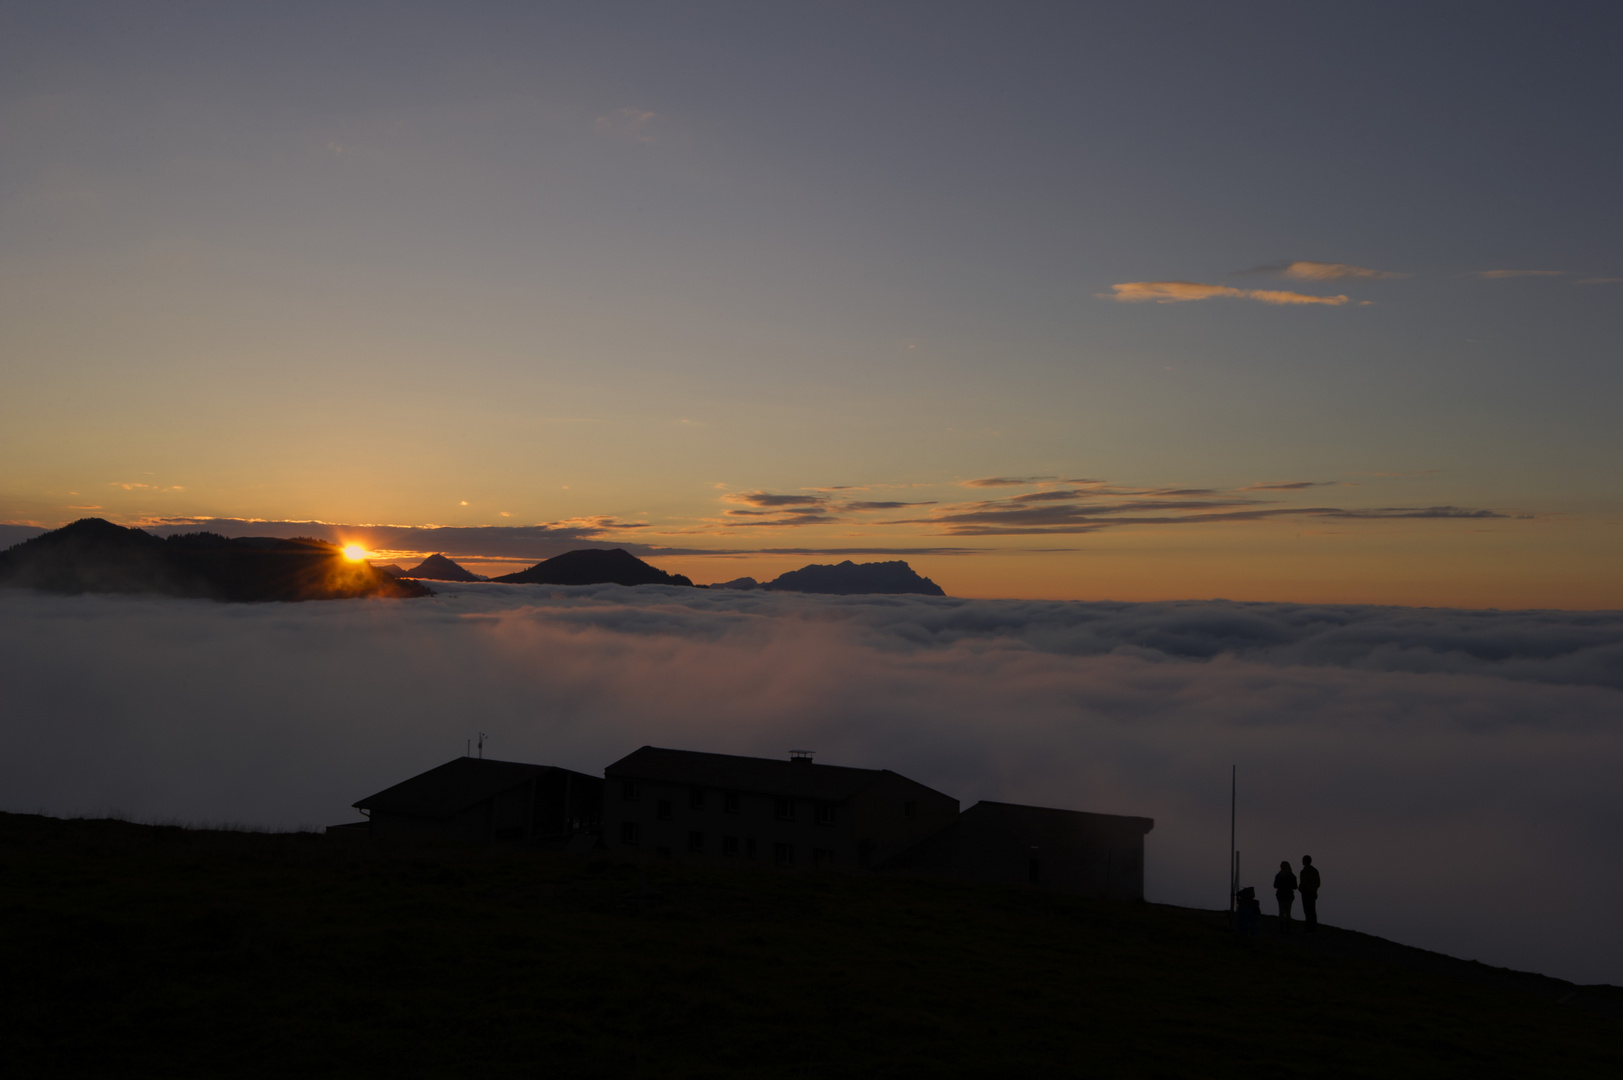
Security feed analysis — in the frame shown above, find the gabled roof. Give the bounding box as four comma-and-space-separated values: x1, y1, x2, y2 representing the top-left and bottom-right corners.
605, 745, 918, 802
354, 757, 590, 819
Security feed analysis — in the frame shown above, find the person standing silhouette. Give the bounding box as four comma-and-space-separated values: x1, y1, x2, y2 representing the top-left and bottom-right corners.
1273, 860, 1298, 933
1299, 856, 1321, 932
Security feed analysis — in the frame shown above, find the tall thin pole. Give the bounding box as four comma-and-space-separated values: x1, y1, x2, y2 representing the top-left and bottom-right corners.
1229, 765, 1237, 915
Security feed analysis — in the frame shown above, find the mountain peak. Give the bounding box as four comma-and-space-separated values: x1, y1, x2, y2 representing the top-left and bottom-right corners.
400, 553, 483, 582
493, 548, 693, 588
764, 559, 945, 596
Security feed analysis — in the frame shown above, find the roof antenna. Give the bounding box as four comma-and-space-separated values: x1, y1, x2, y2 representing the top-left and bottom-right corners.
478, 732, 488, 759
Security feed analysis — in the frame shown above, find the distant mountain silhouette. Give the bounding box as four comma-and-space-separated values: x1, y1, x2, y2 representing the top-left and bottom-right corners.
0, 518, 431, 602
374, 564, 408, 577
764, 560, 945, 596
399, 553, 484, 582
709, 576, 760, 590
494, 548, 694, 587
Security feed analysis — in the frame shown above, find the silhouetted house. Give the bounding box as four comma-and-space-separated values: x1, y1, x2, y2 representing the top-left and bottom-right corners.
350, 757, 602, 845
885, 801, 1154, 900
603, 746, 958, 868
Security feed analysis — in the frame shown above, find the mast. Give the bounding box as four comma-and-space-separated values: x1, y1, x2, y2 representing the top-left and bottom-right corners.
1229, 764, 1237, 916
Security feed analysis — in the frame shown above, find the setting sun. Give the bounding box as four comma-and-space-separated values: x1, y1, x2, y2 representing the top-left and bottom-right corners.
342, 545, 366, 562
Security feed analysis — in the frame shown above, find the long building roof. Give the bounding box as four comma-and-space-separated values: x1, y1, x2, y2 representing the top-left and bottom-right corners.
605, 745, 926, 802
354, 757, 595, 818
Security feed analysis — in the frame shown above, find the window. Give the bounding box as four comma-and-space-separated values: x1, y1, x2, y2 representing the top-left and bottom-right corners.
813, 847, 833, 867
621, 821, 640, 845
775, 798, 795, 822
690, 787, 705, 810
622, 779, 639, 801
656, 799, 672, 821
688, 830, 704, 853
773, 842, 793, 867
815, 802, 835, 826
723, 791, 740, 814
904, 800, 917, 820
745, 838, 758, 861
722, 835, 739, 857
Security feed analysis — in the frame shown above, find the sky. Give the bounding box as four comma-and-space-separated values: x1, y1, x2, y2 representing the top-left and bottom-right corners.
1, 1, 1620, 604
4, 584, 1620, 984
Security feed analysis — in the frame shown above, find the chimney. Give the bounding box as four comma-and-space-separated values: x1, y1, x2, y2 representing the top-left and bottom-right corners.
789, 750, 814, 764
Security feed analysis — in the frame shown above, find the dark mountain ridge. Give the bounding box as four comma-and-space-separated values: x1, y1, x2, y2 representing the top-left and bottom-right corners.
0, 518, 430, 602
763, 559, 945, 596
495, 548, 693, 587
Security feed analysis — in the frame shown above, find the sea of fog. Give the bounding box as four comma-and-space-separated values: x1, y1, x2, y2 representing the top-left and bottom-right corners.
2, 583, 1620, 984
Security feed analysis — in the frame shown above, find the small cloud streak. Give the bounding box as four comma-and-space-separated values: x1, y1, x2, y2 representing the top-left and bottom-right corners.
1244, 261, 1406, 281
960, 476, 1059, 488
1239, 480, 1345, 492
723, 492, 828, 509
1576, 277, 1622, 285
1105, 281, 1350, 306
843, 500, 937, 511
1472, 270, 1565, 279
594, 107, 661, 143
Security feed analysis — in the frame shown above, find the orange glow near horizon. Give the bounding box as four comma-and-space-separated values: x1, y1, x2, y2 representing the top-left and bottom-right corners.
342, 545, 367, 562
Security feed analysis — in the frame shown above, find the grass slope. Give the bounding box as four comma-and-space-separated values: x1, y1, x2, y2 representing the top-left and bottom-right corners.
0, 813, 1616, 1078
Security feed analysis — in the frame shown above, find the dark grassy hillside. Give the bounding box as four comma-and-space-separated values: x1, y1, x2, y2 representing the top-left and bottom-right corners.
0, 813, 1616, 1078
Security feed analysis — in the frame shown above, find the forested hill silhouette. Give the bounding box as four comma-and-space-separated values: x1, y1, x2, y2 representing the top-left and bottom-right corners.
763, 559, 945, 596
494, 548, 694, 587
398, 553, 484, 581
0, 518, 430, 602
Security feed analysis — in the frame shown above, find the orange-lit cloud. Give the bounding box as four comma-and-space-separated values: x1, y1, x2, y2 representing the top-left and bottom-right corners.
1105, 281, 1350, 306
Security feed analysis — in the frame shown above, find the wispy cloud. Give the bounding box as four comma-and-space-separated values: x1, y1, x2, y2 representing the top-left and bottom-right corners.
1104, 281, 1350, 306
843, 500, 937, 511
1242, 261, 1406, 281
1576, 277, 1622, 285
1239, 480, 1345, 492
1472, 269, 1564, 279
960, 476, 1059, 488
593, 107, 661, 143
723, 492, 828, 509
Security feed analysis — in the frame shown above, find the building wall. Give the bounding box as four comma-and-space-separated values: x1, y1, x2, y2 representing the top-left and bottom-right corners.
849, 772, 961, 868
602, 769, 855, 867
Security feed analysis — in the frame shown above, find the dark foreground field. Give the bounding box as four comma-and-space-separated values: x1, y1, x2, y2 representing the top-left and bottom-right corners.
1, 813, 1617, 1078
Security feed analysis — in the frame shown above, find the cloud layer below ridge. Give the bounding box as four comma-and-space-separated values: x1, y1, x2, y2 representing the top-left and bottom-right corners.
1, 584, 1619, 984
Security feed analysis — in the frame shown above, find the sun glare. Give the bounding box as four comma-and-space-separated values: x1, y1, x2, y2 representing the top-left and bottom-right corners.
342, 545, 366, 562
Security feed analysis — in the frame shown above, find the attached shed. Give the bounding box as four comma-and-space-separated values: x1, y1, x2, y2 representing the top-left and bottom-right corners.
351, 757, 602, 845
885, 801, 1154, 900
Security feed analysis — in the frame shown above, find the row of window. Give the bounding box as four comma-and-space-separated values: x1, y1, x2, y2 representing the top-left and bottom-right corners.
618, 823, 834, 866
621, 781, 840, 825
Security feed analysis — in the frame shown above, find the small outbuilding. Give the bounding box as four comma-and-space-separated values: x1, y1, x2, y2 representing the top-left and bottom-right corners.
349, 757, 602, 845
885, 800, 1154, 900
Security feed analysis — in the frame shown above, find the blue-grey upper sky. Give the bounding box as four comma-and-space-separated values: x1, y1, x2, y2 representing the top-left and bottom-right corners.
2, 1, 1619, 603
